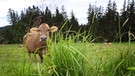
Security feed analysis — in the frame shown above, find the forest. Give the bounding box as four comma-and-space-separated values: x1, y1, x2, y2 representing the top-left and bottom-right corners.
0, 0, 135, 44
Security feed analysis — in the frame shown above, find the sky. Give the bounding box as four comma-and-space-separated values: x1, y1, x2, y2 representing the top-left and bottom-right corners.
0, 0, 124, 27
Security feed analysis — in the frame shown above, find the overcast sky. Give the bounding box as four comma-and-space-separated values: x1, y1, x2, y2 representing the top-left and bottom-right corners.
0, 0, 124, 27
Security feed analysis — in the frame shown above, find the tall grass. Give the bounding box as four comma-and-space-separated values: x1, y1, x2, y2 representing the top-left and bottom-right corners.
43, 20, 135, 76
43, 19, 135, 76
44, 23, 95, 76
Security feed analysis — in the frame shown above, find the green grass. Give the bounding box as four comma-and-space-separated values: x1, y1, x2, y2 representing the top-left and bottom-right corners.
0, 41, 135, 76
0, 44, 46, 76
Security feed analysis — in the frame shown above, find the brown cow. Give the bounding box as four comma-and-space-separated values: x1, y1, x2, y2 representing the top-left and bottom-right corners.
23, 23, 58, 62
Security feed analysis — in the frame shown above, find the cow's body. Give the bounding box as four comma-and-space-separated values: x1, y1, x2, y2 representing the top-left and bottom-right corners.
23, 23, 57, 62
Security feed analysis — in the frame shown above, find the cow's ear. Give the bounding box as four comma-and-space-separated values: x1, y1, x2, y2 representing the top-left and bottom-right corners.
30, 27, 40, 33
50, 26, 58, 32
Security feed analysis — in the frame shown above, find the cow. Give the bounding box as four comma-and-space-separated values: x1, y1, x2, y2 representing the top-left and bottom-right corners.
23, 23, 58, 62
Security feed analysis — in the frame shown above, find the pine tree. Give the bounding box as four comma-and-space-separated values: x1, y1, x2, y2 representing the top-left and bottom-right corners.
42, 6, 52, 25
53, 7, 64, 29
8, 8, 21, 43
69, 11, 79, 31
103, 0, 118, 42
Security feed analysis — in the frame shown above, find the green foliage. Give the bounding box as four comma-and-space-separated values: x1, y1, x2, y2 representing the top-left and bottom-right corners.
43, 28, 93, 76
87, 0, 135, 42
69, 11, 79, 31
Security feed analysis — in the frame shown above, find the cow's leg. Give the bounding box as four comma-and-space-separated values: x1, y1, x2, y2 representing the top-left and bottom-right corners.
43, 48, 46, 55
38, 52, 43, 63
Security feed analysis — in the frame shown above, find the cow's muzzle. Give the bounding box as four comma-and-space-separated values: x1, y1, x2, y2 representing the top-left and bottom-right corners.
40, 35, 47, 41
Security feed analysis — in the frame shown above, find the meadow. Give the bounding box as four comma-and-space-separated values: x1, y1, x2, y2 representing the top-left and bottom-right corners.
0, 22, 135, 76
0, 40, 135, 76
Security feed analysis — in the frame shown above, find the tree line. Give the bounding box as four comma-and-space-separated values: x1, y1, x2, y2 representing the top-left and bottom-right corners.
0, 0, 135, 44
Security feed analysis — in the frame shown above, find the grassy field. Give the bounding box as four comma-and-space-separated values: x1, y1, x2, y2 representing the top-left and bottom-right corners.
0, 41, 135, 76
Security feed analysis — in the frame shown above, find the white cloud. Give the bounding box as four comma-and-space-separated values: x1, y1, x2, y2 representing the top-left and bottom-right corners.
0, 0, 38, 27
0, 17, 10, 27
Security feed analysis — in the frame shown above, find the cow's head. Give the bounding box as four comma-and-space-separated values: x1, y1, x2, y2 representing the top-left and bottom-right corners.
37, 23, 58, 41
